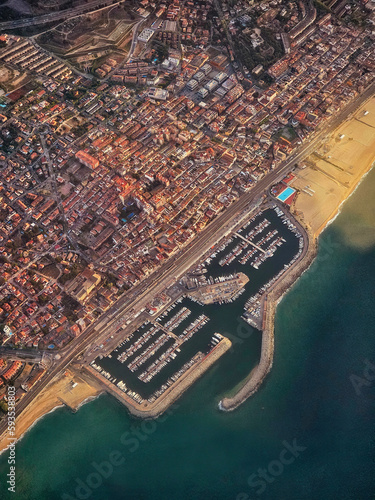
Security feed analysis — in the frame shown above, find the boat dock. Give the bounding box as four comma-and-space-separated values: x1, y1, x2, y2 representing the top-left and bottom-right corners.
235, 232, 266, 254
185, 273, 249, 305
149, 321, 180, 341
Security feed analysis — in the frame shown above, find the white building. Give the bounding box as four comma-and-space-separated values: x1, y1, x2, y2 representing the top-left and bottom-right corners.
138, 29, 154, 43
186, 79, 198, 91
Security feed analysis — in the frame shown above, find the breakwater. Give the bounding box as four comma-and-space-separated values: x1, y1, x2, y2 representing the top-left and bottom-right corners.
87, 337, 232, 419
219, 214, 317, 411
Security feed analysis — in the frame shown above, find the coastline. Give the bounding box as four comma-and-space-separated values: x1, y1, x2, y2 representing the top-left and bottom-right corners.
314, 160, 375, 237
0, 368, 104, 453
0, 339, 231, 453
74, 392, 104, 412
1, 94, 374, 443
0, 404, 63, 458
219, 96, 375, 411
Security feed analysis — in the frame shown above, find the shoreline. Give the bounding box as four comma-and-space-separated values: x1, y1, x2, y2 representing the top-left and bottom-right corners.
0, 339, 230, 452
73, 392, 104, 412
0, 392, 104, 455
314, 160, 375, 238
0, 403, 64, 458
219, 109, 375, 411
0, 368, 104, 453
1, 95, 374, 444
0, 166, 370, 448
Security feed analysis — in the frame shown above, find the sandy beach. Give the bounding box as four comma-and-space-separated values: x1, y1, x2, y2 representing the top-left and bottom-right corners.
290, 97, 375, 237
0, 368, 103, 453
0, 338, 231, 452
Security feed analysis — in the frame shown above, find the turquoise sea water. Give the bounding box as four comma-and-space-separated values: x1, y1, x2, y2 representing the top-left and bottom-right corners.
1, 168, 375, 500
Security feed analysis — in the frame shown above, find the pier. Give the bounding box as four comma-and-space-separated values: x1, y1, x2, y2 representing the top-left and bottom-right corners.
185, 273, 249, 305
86, 337, 232, 419
150, 321, 181, 341
235, 232, 266, 253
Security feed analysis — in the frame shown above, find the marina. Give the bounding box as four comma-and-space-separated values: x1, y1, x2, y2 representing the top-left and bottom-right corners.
5, 162, 375, 500
90, 204, 303, 409
183, 272, 249, 305
198, 205, 303, 327
91, 300, 222, 404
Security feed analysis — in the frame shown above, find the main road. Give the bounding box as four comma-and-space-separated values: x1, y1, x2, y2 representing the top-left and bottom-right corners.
0, 0, 127, 32
0, 82, 374, 438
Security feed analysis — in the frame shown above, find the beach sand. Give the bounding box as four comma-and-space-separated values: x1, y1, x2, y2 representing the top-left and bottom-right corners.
0, 369, 103, 453
290, 97, 375, 237
0, 338, 232, 451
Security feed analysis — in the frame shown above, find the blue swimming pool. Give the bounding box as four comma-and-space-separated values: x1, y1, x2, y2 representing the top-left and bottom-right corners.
277, 186, 295, 202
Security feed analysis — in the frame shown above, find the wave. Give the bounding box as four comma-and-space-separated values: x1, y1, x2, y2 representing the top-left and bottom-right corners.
321, 161, 375, 234
73, 392, 104, 412
0, 392, 103, 456
0, 404, 63, 457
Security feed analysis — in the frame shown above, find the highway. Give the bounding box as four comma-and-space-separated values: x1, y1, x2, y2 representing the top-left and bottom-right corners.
0, 82, 374, 437
0, 347, 42, 363
0, 0, 127, 32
